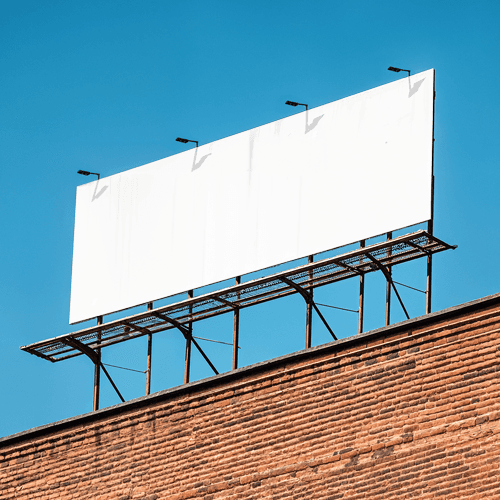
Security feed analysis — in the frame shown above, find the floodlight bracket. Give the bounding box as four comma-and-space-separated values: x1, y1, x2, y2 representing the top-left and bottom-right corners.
77, 170, 100, 180
388, 66, 411, 77
285, 100, 308, 110
176, 137, 199, 148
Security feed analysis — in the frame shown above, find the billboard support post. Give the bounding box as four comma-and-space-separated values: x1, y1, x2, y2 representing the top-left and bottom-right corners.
367, 254, 410, 320
306, 256, 313, 348
93, 316, 102, 411
232, 277, 241, 370
152, 309, 219, 376
426, 218, 433, 314
427, 75, 436, 315
60, 325, 125, 408
358, 240, 365, 334
146, 302, 153, 395
386, 232, 393, 326
280, 276, 336, 341
184, 291, 193, 384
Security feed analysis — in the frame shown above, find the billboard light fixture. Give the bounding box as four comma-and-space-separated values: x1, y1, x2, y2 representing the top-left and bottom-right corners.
388, 66, 411, 77
285, 100, 308, 111
176, 137, 199, 148
77, 170, 100, 180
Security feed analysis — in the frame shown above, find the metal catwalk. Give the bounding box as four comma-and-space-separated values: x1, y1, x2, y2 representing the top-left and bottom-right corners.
23, 230, 454, 363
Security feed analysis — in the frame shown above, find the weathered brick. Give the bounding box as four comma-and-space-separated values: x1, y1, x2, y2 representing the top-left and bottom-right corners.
2, 297, 500, 499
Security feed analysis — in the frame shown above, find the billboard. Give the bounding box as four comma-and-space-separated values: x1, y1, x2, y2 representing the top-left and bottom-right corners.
70, 69, 434, 324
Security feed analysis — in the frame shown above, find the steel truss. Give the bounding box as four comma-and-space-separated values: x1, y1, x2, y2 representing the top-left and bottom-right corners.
22, 230, 454, 366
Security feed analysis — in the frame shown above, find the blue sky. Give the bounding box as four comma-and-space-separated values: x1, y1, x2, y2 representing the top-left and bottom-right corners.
1, 0, 499, 438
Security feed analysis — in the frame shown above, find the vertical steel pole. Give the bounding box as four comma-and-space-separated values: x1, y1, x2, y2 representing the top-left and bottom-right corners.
426, 216, 433, 314
93, 315, 102, 412
232, 276, 241, 370
184, 290, 193, 384
427, 71, 436, 315
385, 232, 392, 326
146, 302, 153, 395
358, 240, 365, 335
306, 255, 313, 348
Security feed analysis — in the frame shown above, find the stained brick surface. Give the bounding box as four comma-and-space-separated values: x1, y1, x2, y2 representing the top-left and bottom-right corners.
2, 295, 500, 499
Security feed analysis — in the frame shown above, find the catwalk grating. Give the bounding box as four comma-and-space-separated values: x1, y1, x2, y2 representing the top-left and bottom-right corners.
22, 230, 455, 363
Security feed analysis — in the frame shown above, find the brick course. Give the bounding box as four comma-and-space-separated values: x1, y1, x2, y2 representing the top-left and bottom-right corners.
2, 294, 500, 499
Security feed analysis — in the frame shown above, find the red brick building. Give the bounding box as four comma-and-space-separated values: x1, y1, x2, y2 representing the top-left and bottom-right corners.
2, 293, 500, 499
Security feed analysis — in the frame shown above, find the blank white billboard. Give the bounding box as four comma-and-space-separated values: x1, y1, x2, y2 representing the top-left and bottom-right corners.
70, 69, 434, 324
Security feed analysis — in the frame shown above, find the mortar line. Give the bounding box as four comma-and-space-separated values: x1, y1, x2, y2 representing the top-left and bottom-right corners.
5, 312, 500, 452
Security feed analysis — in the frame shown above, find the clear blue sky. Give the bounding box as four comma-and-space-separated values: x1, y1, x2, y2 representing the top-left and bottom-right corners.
1, 0, 499, 438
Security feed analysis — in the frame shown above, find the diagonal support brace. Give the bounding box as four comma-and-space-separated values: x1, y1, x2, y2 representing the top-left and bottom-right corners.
152, 312, 219, 375
366, 254, 410, 320
280, 277, 337, 340
61, 337, 125, 403
151, 312, 190, 336
63, 337, 99, 364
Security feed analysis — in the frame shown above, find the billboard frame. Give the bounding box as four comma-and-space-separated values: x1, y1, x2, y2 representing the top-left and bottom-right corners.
22, 71, 449, 412
22, 229, 455, 409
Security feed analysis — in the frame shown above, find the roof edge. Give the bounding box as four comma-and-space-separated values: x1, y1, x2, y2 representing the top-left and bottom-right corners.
2, 291, 500, 448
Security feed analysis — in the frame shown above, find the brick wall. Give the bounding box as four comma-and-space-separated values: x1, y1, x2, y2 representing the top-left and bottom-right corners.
2, 294, 500, 499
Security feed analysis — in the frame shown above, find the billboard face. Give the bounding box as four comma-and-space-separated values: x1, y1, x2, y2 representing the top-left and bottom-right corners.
70, 69, 434, 324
